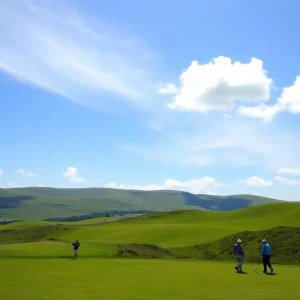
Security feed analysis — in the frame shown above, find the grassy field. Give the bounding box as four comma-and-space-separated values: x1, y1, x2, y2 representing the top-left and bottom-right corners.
1, 202, 300, 299
0, 258, 299, 300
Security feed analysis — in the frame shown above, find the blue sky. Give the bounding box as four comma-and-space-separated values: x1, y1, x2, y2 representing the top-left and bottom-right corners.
1, 0, 300, 200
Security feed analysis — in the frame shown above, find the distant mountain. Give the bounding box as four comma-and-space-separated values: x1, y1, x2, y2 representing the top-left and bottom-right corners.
0, 187, 282, 220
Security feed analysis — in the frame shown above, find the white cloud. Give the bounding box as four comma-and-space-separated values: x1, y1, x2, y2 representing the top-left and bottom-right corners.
0, 182, 21, 188
0, 169, 3, 175
274, 176, 300, 186
279, 76, 300, 113
224, 114, 232, 119
238, 76, 300, 122
244, 176, 273, 187
16, 169, 36, 177
0, 0, 151, 109
160, 56, 272, 113
63, 167, 85, 183
104, 182, 118, 189
237, 103, 282, 123
277, 167, 300, 175
104, 177, 220, 194
158, 83, 178, 95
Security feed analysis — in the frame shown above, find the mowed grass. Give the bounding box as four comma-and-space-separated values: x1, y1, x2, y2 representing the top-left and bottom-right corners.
0, 258, 300, 300
0, 241, 118, 258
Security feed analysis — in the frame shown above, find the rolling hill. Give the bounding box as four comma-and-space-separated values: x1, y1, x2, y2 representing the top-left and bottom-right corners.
0, 187, 283, 220
0, 202, 300, 263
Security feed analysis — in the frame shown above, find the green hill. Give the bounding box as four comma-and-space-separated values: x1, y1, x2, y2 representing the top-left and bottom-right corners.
1, 202, 300, 263
0, 187, 283, 220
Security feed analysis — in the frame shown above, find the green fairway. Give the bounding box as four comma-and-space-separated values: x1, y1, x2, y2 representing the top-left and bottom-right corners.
0, 241, 118, 258
0, 258, 299, 300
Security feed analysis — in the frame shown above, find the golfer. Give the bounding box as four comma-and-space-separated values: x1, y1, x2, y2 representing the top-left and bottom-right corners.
261, 239, 273, 273
72, 239, 80, 259
233, 239, 245, 273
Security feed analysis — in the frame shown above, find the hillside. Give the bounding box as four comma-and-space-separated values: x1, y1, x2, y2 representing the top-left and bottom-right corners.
0, 187, 282, 220
0, 202, 300, 263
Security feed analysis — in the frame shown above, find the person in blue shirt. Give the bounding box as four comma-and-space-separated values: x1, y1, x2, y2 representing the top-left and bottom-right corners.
233, 239, 245, 273
261, 239, 273, 274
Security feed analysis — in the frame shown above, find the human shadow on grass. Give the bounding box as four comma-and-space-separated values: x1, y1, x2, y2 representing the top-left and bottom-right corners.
236, 271, 248, 274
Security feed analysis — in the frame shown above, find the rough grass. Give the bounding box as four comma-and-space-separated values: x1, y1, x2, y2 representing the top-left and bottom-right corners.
1, 258, 300, 300
169, 227, 300, 264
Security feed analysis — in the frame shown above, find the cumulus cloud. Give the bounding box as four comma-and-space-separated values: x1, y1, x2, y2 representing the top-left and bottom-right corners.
279, 76, 300, 113
238, 76, 300, 122
16, 169, 36, 177
274, 176, 300, 186
104, 177, 220, 194
0, 0, 151, 109
63, 167, 85, 183
160, 56, 272, 113
0, 169, 3, 175
244, 176, 272, 187
277, 167, 300, 175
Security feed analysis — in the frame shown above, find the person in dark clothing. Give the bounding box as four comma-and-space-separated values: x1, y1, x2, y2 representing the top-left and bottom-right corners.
72, 240, 80, 259
233, 239, 245, 273
261, 239, 273, 274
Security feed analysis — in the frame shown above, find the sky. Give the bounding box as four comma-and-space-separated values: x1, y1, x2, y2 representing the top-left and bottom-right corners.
1, 0, 300, 201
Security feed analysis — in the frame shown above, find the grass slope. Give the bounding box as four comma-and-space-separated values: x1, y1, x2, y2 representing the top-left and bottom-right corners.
1, 202, 300, 263
50, 202, 300, 248
0, 187, 282, 220
1, 258, 300, 300
171, 227, 300, 264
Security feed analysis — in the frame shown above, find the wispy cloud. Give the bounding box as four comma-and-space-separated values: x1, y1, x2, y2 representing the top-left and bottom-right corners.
105, 177, 221, 194
16, 169, 36, 177
277, 167, 300, 175
0, 169, 4, 175
0, 182, 22, 189
274, 176, 300, 186
124, 118, 300, 171
243, 176, 273, 187
0, 0, 152, 109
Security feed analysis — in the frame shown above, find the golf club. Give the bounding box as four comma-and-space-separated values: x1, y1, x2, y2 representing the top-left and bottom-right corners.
253, 262, 260, 273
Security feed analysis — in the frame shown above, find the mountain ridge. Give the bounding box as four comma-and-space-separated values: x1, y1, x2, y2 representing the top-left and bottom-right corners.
0, 187, 285, 221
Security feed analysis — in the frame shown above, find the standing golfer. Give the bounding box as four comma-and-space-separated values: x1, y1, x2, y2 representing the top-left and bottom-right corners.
72, 239, 80, 259
261, 239, 273, 274
233, 239, 245, 273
